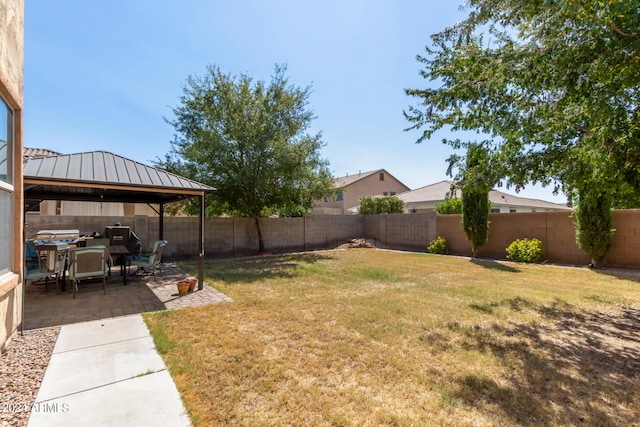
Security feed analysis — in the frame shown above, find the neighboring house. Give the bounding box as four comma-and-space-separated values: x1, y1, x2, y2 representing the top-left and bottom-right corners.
23, 147, 60, 158
1, 0, 24, 351
398, 180, 571, 213
23, 148, 158, 217
312, 169, 410, 214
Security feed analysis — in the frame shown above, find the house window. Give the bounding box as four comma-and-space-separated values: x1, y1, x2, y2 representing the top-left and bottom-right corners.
336, 191, 343, 201
383, 192, 388, 196
491, 208, 500, 213
0, 96, 14, 275
0, 98, 11, 185
379, 172, 385, 181
390, 191, 396, 196
509, 207, 517, 213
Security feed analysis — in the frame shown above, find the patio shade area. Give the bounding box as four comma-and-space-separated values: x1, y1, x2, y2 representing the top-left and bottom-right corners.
22, 150, 216, 289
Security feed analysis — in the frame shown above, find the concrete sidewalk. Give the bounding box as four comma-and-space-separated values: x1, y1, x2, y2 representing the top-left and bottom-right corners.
27, 314, 191, 427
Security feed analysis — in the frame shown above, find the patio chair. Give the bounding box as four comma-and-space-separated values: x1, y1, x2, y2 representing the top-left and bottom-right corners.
128, 240, 167, 280
67, 245, 109, 299
24, 242, 60, 293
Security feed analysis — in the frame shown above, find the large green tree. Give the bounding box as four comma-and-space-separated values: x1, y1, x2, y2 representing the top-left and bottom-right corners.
405, 0, 639, 265
161, 64, 333, 252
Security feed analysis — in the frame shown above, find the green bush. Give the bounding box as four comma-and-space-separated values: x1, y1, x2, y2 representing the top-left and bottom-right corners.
435, 198, 462, 214
359, 195, 405, 214
505, 238, 544, 263
427, 236, 448, 254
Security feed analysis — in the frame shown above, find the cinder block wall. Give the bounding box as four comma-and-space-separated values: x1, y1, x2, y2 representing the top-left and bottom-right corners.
363, 213, 436, 251
435, 210, 639, 268
25, 210, 640, 268
434, 215, 472, 257
26, 214, 364, 258
609, 210, 640, 268
435, 212, 588, 264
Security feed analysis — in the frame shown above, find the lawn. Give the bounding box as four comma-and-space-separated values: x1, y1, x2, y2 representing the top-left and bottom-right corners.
144, 249, 640, 426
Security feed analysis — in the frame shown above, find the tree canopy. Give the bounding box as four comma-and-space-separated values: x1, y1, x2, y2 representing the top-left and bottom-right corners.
405, 0, 640, 201
405, 0, 639, 264
160, 64, 333, 252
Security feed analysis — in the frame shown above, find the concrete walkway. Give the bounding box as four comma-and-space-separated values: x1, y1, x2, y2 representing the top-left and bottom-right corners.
28, 314, 191, 427
24, 264, 234, 426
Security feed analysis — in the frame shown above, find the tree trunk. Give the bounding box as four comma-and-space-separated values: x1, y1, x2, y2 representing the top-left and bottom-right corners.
253, 214, 266, 253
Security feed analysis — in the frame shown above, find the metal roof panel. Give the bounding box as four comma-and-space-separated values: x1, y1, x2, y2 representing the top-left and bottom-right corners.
24, 151, 215, 198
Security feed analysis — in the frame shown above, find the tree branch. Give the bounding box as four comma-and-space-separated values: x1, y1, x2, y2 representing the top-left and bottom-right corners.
610, 21, 640, 41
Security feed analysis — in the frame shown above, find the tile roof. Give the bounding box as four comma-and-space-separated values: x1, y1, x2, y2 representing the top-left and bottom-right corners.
333, 169, 383, 188
398, 180, 570, 210
23, 147, 62, 158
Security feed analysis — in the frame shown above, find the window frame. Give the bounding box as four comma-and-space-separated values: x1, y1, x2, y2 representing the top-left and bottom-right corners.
0, 96, 13, 191
0, 94, 15, 276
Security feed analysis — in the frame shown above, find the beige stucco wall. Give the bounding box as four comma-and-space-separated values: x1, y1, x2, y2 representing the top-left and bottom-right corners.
0, 0, 24, 103
314, 171, 410, 214
0, 0, 24, 352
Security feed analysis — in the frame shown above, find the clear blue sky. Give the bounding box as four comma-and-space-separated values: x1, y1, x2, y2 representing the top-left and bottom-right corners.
24, 0, 566, 203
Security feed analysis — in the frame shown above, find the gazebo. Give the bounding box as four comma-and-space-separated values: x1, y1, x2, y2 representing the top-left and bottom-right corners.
22, 150, 216, 289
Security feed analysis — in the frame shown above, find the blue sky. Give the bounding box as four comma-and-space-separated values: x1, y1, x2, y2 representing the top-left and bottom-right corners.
24, 0, 566, 203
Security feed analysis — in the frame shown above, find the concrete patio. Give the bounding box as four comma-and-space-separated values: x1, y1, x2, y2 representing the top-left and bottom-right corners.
23, 262, 233, 330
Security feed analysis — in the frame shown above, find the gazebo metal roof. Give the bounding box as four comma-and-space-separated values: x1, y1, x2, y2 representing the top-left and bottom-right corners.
23, 150, 215, 203
22, 150, 214, 292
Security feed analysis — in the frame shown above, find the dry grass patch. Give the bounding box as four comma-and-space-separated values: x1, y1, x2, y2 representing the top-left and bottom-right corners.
144, 250, 640, 426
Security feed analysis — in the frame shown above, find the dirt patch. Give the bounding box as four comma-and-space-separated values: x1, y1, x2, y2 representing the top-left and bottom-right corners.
337, 238, 387, 250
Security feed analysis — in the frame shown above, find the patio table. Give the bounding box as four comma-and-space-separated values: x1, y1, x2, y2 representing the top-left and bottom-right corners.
109, 245, 130, 286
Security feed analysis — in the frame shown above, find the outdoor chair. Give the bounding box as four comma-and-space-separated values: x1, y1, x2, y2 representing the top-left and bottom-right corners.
24, 241, 61, 293
84, 237, 113, 272
128, 240, 167, 281
67, 245, 109, 299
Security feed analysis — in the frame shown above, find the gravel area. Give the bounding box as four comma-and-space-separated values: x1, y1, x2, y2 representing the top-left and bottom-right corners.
0, 327, 60, 427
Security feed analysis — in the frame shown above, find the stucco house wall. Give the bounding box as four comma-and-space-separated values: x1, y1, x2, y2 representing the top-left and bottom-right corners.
0, 0, 25, 352
313, 169, 410, 214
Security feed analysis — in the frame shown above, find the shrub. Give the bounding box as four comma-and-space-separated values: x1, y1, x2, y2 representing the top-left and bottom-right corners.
435, 198, 462, 214
427, 236, 448, 255
505, 238, 544, 263
359, 195, 405, 214
574, 188, 614, 268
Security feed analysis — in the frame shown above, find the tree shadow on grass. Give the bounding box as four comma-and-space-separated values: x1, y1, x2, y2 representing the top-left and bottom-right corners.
470, 258, 521, 273
594, 267, 640, 284
202, 253, 334, 284
452, 300, 640, 426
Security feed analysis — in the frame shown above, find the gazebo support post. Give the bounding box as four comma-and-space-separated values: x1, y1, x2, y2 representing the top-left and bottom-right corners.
159, 202, 164, 241
198, 194, 205, 290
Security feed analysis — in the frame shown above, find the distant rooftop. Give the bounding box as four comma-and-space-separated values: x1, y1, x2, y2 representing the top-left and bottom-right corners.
398, 180, 570, 210
23, 147, 62, 158
333, 169, 410, 192
333, 169, 384, 188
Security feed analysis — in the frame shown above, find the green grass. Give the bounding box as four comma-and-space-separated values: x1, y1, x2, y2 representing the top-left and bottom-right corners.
144, 250, 640, 426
